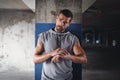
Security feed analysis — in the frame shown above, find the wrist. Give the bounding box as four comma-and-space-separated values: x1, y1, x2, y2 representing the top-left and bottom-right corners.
66, 54, 71, 60
46, 51, 54, 57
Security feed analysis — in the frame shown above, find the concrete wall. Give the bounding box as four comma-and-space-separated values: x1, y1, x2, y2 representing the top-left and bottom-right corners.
36, 0, 82, 23
0, 9, 35, 80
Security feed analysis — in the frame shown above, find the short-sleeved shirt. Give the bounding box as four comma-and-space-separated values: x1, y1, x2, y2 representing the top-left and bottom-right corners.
38, 29, 79, 80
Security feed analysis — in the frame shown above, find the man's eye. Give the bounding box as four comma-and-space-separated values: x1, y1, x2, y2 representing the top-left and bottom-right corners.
59, 19, 62, 21
63, 22, 67, 24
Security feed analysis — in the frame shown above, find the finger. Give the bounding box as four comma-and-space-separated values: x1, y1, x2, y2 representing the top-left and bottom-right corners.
58, 50, 67, 55
59, 53, 66, 56
51, 48, 61, 56
51, 55, 59, 63
61, 49, 69, 54
51, 56, 56, 62
62, 48, 68, 53
56, 48, 61, 52
55, 55, 60, 63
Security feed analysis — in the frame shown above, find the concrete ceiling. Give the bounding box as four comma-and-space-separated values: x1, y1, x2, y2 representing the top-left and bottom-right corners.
0, 0, 35, 12
0, 0, 93, 13
1, 0, 119, 32
82, 0, 96, 13
83, 0, 120, 32
0, 0, 95, 15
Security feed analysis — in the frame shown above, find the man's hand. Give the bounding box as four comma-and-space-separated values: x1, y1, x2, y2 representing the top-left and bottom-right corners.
50, 48, 61, 56
51, 54, 63, 63
51, 48, 70, 63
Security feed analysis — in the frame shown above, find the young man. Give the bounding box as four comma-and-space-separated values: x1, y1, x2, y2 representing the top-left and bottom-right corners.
34, 9, 87, 80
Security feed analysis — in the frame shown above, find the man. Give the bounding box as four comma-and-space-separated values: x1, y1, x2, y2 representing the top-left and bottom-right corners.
34, 9, 87, 80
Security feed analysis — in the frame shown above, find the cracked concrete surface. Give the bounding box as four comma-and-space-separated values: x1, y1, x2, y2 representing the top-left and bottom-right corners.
0, 9, 35, 80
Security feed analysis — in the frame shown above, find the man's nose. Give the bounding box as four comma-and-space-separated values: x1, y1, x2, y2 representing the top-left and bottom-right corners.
60, 21, 64, 26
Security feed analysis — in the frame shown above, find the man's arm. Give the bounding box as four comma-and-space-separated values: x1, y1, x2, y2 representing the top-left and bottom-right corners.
33, 38, 52, 64
33, 38, 67, 64
67, 41, 87, 64
51, 41, 87, 64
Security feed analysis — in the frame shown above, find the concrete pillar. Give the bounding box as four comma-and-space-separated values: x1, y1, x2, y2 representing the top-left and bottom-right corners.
35, 0, 82, 80
0, 9, 35, 80
82, 0, 96, 13
36, 0, 82, 24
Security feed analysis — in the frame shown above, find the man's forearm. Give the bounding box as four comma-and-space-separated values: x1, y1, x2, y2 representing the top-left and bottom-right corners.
33, 52, 52, 64
67, 54, 87, 64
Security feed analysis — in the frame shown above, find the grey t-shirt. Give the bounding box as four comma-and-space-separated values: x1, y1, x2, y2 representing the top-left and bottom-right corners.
38, 29, 79, 80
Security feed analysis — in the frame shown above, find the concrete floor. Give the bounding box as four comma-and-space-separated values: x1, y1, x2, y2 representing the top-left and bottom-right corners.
82, 69, 120, 80
82, 45, 120, 80
1, 46, 120, 80
0, 71, 34, 80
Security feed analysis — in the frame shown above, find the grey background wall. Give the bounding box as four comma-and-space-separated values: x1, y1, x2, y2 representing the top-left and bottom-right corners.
36, 0, 82, 23
0, 9, 35, 80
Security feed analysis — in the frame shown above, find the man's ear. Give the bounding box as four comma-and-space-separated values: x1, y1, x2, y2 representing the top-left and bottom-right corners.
68, 20, 71, 26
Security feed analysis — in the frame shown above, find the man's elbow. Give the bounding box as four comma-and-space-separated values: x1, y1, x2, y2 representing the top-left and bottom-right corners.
33, 58, 38, 64
83, 57, 87, 64
33, 55, 36, 64
33, 56, 40, 64
81, 57, 87, 64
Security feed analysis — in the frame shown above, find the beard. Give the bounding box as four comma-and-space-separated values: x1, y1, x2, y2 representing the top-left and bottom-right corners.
55, 26, 64, 32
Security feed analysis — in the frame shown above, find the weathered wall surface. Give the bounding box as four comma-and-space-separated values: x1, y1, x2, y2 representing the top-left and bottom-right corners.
0, 9, 35, 80
36, 0, 82, 23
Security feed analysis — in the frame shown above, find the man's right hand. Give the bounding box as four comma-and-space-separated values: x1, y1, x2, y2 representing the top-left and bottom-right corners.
51, 48, 66, 57
51, 48, 70, 63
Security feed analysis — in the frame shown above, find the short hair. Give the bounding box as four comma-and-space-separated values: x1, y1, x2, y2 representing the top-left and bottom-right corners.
59, 9, 73, 20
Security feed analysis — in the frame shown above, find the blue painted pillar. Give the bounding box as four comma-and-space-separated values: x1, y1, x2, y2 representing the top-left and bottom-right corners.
35, 0, 82, 80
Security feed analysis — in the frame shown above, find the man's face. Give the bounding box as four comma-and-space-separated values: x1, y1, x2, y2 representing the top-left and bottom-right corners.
55, 13, 71, 32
